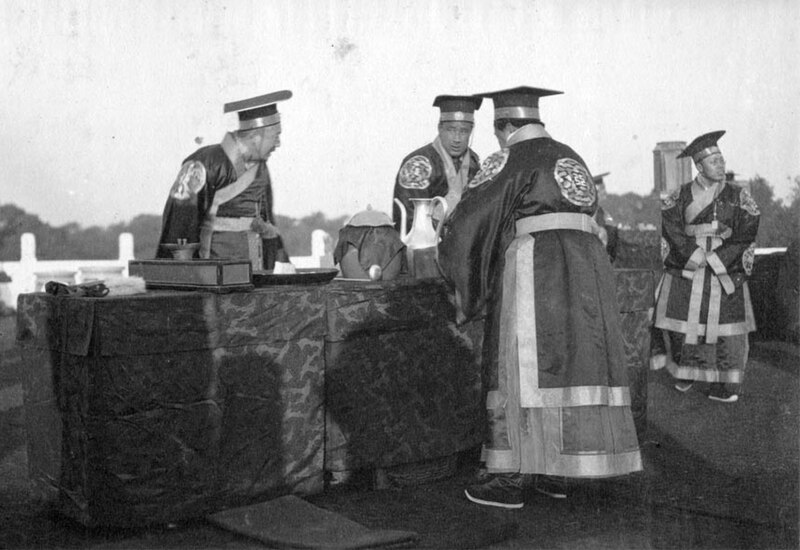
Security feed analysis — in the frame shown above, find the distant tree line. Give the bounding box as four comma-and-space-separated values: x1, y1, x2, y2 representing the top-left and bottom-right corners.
0, 204, 348, 261
1, 176, 797, 262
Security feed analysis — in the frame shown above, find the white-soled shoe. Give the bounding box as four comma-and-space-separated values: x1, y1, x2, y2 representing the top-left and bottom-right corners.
708, 385, 739, 403
534, 475, 567, 499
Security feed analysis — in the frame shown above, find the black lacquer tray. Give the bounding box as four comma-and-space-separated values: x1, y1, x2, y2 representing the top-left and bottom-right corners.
252, 268, 339, 286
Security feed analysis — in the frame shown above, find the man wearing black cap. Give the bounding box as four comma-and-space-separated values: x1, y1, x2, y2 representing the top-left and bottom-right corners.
156, 90, 293, 271
391, 95, 482, 234
651, 131, 760, 403
438, 86, 642, 509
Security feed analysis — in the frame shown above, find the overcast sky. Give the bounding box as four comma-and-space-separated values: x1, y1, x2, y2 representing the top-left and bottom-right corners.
2, 0, 798, 228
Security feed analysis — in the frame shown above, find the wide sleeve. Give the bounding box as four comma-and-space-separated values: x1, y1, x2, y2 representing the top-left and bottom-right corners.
660, 188, 706, 271
437, 170, 530, 323
155, 160, 209, 258
706, 187, 760, 280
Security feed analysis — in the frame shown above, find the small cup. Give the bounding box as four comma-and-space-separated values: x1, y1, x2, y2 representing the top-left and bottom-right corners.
162, 242, 200, 260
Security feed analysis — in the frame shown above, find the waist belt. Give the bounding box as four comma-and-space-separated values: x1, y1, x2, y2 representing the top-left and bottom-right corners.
685, 223, 732, 241
209, 216, 256, 232
515, 213, 600, 236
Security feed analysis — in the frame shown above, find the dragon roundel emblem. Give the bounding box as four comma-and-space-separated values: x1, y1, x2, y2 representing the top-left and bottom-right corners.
554, 158, 595, 206
468, 149, 509, 188
170, 160, 207, 200
742, 243, 756, 275
398, 155, 433, 190
739, 188, 760, 216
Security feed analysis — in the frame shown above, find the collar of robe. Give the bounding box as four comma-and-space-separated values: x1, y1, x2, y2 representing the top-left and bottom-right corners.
221, 132, 250, 178
506, 123, 551, 147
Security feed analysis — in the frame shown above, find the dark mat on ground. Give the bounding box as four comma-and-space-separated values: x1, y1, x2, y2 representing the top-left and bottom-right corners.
208, 494, 419, 549
307, 474, 519, 549
642, 342, 799, 532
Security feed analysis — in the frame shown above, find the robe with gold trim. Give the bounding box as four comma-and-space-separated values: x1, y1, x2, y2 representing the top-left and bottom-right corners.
651, 180, 760, 383
438, 127, 642, 478
156, 133, 287, 269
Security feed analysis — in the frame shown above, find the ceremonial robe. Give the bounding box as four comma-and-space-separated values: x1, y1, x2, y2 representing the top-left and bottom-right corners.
392, 139, 480, 233
651, 180, 760, 383
156, 133, 286, 269
438, 125, 642, 478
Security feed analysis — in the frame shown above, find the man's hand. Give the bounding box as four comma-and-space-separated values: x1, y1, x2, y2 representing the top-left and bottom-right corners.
251, 218, 278, 238
597, 226, 609, 247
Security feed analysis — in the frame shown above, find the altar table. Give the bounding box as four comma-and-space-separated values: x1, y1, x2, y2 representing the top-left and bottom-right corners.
16, 270, 654, 526
324, 279, 485, 474
17, 286, 328, 526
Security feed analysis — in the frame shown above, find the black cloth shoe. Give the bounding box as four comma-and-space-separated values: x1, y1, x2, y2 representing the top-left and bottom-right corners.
464, 474, 524, 509
708, 383, 739, 403
534, 475, 567, 499
674, 379, 694, 393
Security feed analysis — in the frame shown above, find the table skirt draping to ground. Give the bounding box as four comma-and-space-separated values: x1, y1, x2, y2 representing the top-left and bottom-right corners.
17, 287, 327, 527
324, 279, 485, 476
16, 271, 655, 527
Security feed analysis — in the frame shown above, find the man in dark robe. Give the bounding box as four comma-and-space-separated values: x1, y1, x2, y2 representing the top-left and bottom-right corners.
438, 86, 642, 509
156, 90, 292, 271
392, 95, 482, 234
651, 131, 760, 403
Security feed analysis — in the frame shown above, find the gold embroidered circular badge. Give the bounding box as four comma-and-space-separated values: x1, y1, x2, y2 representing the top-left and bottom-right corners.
398, 155, 433, 189
554, 158, 595, 206
468, 149, 509, 188
170, 160, 207, 200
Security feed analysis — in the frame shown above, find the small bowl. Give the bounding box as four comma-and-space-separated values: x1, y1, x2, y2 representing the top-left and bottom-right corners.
161, 243, 200, 260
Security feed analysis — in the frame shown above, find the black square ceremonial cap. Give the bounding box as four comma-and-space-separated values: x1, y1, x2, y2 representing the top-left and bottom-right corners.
433, 95, 482, 123
224, 90, 292, 130
475, 86, 563, 121
677, 130, 726, 161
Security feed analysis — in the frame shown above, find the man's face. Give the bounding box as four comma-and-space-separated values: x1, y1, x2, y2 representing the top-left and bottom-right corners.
254, 124, 282, 161
438, 121, 473, 157
697, 152, 726, 182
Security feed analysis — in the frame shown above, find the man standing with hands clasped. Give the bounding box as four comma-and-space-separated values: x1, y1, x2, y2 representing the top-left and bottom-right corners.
438, 86, 642, 509
651, 131, 760, 403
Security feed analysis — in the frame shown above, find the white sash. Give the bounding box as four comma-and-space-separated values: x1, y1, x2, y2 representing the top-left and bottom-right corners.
199, 164, 259, 259
432, 136, 470, 218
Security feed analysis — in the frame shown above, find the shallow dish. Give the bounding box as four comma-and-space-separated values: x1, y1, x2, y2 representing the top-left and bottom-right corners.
252, 267, 339, 286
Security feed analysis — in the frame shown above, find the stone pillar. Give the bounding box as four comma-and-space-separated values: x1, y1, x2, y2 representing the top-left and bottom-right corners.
19, 233, 38, 294
653, 141, 692, 196
311, 229, 334, 268
118, 233, 135, 261
118, 232, 135, 276
20, 233, 36, 262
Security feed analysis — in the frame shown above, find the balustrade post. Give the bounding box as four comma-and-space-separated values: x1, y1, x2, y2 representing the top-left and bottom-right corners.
311, 229, 334, 268
118, 232, 135, 276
